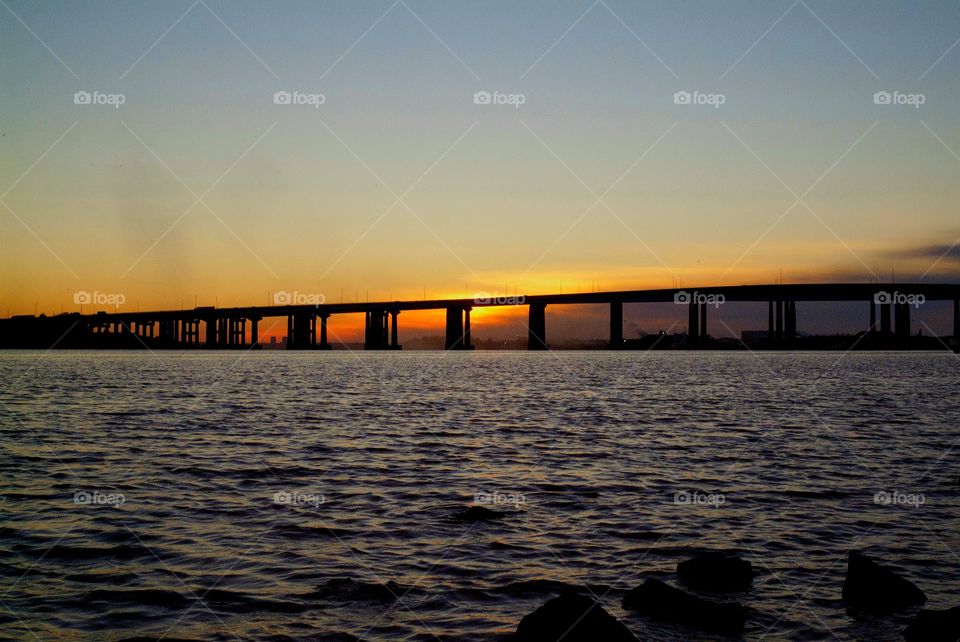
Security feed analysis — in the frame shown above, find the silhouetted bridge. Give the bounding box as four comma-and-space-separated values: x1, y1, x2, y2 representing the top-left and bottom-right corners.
2, 283, 958, 350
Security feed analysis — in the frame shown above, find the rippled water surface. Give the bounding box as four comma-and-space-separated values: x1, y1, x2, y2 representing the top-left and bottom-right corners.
1, 351, 958, 641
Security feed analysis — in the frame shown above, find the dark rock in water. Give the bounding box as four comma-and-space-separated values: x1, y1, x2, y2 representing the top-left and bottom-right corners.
622, 578, 746, 634
515, 592, 635, 642
904, 605, 960, 642
678, 552, 754, 592
456, 505, 505, 522
841, 551, 926, 610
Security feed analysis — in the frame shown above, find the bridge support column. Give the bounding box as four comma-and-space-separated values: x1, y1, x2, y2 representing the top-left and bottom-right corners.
364, 310, 387, 350
445, 306, 464, 350
880, 303, 891, 335
462, 307, 471, 350
785, 301, 797, 341
205, 319, 216, 347
390, 311, 399, 349
895, 303, 911, 339
250, 317, 260, 349
870, 300, 876, 333
527, 302, 547, 350
180, 319, 198, 347
775, 300, 784, 340
319, 314, 330, 349
609, 301, 623, 349
287, 313, 316, 349
699, 302, 707, 338
688, 301, 699, 344
768, 301, 774, 342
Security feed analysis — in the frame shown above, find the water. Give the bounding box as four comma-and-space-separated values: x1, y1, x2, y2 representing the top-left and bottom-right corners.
1, 351, 958, 641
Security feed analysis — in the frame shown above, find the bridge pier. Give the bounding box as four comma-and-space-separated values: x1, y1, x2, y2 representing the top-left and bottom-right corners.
445, 306, 473, 350
159, 319, 177, 348
688, 301, 699, 344
895, 303, 911, 339
250, 317, 260, 349
287, 312, 316, 349
609, 301, 623, 349
528, 302, 547, 350
768, 301, 774, 341
870, 300, 877, 333
880, 303, 891, 335
229, 317, 246, 347
182, 319, 201, 347
699, 302, 707, 338
775, 300, 784, 340
319, 314, 330, 349
785, 301, 797, 341
204, 318, 216, 348
364, 309, 389, 349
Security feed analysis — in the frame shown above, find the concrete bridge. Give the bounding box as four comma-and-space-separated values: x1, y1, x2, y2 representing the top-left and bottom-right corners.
1, 283, 958, 350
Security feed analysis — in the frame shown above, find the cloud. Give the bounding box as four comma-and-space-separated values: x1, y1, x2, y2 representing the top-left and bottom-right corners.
883, 243, 960, 263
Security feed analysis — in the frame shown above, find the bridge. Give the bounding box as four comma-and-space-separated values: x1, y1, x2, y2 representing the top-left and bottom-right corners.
1, 283, 958, 350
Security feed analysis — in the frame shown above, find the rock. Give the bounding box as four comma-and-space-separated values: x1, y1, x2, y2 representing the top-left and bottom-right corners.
456, 505, 505, 522
515, 592, 635, 642
677, 552, 754, 592
621, 578, 745, 634
841, 551, 926, 610
904, 606, 960, 642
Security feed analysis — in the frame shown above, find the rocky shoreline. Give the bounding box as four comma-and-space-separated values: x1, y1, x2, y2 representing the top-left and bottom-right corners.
509, 550, 959, 641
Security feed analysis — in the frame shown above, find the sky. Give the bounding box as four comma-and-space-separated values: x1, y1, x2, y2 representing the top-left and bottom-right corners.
1, 0, 959, 340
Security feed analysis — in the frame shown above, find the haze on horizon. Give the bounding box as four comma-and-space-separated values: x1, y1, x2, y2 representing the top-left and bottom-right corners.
2, 0, 959, 340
